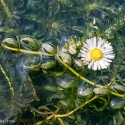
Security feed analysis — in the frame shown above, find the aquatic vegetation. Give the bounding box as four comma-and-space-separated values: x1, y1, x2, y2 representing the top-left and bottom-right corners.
0, 0, 125, 125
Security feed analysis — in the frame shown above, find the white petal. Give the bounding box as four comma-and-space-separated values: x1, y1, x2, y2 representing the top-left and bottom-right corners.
102, 58, 112, 62
104, 54, 115, 58
102, 47, 113, 52
102, 59, 110, 66
97, 61, 101, 70
101, 42, 111, 47
98, 60, 107, 69
93, 61, 98, 70
81, 54, 90, 58
80, 50, 86, 53
103, 54, 115, 59
88, 60, 94, 69
83, 42, 89, 49
81, 48, 90, 53
103, 51, 114, 55
86, 39, 94, 49
97, 38, 104, 48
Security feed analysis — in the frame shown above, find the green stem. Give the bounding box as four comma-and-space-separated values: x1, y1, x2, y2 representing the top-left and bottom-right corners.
103, 15, 125, 38
109, 90, 124, 97
56, 95, 98, 118
57, 55, 104, 88
35, 95, 98, 125
0, 0, 12, 17
0, 64, 14, 96
1, 44, 54, 56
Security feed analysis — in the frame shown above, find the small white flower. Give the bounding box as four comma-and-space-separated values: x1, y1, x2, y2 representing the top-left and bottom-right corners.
79, 37, 115, 70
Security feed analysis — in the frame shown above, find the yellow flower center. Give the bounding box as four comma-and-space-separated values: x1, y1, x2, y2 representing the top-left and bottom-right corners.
90, 48, 103, 61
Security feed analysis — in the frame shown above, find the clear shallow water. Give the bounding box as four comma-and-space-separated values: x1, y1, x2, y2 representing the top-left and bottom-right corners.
0, 0, 125, 124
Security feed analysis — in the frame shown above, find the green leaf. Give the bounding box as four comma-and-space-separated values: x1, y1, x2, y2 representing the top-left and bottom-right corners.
71, 26, 84, 34
112, 111, 123, 125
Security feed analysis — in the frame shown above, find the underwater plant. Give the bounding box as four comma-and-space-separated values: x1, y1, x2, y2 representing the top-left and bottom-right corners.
0, 0, 125, 125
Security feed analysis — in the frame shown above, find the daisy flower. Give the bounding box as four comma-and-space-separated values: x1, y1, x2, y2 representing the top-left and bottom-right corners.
79, 37, 115, 70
